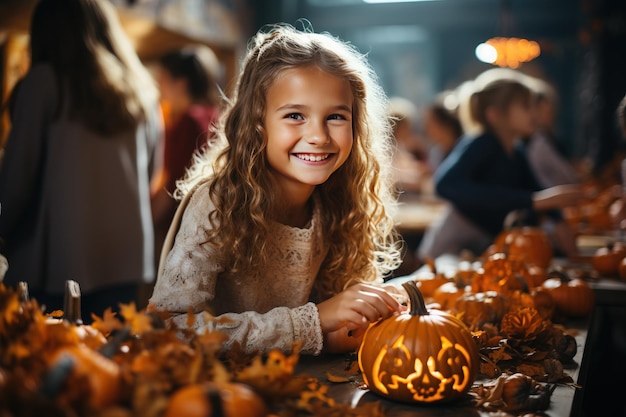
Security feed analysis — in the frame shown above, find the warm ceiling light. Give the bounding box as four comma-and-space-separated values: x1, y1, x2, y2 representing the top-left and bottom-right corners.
475, 37, 541, 69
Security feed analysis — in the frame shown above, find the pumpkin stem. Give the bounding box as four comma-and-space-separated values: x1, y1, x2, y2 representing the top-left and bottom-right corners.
515, 273, 530, 293
402, 281, 429, 316
39, 354, 75, 399
206, 387, 225, 417
425, 257, 437, 274
63, 279, 83, 325
546, 269, 571, 283
99, 327, 132, 359
17, 281, 30, 302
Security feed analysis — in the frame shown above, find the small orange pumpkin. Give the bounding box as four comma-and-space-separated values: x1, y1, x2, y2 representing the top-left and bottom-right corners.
479, 253, 532, 294
412, 258, 451, 298
619, 257, 626, 281
591, 242, 626, 277
432, 275, 470, 311
164, 381, 268, 417
488, 226, 554, 269
358, 281, 479, 404
541, 270, 595, 318
45, 344, 121, 410
454, 290, 509, 328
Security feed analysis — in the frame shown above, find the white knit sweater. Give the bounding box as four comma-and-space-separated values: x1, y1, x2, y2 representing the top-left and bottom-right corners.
149, 182, 328, 355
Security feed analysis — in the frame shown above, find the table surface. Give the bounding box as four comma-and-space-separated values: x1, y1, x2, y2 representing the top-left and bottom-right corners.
393, 195, 447, 233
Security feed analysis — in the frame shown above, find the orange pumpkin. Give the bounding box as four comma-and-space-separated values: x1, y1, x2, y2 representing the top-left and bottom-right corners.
432, 275, 470, 311
619, 257, 626, 281
541, 270, 595, 318
454, 291, 509, 328
45, 344, 121, 410
358, 281, 479, 404
591, 242, 626, 276
412, 258, 451, 298
488, 226, 554, 269
479, 253, 532, 294
164, 382, 268, 417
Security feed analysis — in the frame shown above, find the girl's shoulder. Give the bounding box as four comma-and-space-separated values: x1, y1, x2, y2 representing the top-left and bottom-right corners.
185, 180, 214, 209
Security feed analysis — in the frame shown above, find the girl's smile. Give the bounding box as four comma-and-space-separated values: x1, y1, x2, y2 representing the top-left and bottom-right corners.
264, 65, 354, 203
293, 153, 332, 163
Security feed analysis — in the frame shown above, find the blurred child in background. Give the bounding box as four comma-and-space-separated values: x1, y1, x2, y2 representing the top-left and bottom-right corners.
418, 68, 583, 261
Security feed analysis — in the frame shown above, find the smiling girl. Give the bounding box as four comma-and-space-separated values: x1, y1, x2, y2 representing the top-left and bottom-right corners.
148, 24, 404, 355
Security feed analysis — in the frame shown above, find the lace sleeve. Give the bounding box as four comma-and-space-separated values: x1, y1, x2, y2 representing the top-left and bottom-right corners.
170, 302, 324, 355
149, 185, 221, 313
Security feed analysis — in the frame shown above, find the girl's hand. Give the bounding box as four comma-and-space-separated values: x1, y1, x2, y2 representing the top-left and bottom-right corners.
317, 283, 402, 335
533, 184, 584, 211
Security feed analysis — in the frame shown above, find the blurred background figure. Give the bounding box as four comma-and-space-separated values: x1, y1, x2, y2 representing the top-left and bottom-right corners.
610, 93, 626, 228
418, 68, 583, 261
0, 0, 163, 321
423, 89, 464, 171
525, 76, 581, 187
150, 44, 223, 267
388, 96, 430, 197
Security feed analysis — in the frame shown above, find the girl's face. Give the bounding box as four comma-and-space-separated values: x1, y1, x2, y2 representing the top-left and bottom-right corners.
505, 99, 535, 138
264, 65, 354, 199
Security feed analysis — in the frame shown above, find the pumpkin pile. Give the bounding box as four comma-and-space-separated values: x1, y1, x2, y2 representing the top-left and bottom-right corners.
373, 234, 594, 414
0, 280, 385, 417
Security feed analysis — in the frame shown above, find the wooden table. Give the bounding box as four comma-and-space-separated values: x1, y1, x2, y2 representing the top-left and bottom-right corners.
296, 319, 589, 417
393, 195, 447, 234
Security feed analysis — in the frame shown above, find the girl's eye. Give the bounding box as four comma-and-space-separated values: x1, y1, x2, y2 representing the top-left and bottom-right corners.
328, 114, 348, 121
286, 113, 304, 120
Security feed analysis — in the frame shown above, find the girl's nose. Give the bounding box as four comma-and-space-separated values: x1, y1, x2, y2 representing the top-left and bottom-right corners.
305, 120, 330, 145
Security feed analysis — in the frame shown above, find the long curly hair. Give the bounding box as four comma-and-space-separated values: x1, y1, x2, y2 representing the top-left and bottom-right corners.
177, 24, 401, 299
29, 0, 158, 135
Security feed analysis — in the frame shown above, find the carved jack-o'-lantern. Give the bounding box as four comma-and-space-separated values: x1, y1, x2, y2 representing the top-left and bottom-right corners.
358, 281, 479, 404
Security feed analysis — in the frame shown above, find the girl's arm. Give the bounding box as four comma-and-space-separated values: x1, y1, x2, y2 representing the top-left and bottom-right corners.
435, 135, 534, 213
149, 185, 324, 355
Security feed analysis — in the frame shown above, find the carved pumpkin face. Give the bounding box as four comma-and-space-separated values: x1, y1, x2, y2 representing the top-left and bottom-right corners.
358, 281, 479, 403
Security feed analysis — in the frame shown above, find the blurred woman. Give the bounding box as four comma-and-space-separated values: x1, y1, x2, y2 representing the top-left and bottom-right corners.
0, 0, 162, 320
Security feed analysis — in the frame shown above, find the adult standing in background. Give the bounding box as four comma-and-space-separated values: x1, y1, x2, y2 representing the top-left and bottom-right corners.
0, 0, 163, 320
150, 45, 223, 257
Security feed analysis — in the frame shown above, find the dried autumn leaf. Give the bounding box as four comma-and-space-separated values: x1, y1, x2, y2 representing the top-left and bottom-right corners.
326, 371, 351, 383
91, 308, 123, 335
500, 307, 547, 342
516, 362, 546, 378
119, 303, 153, 335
